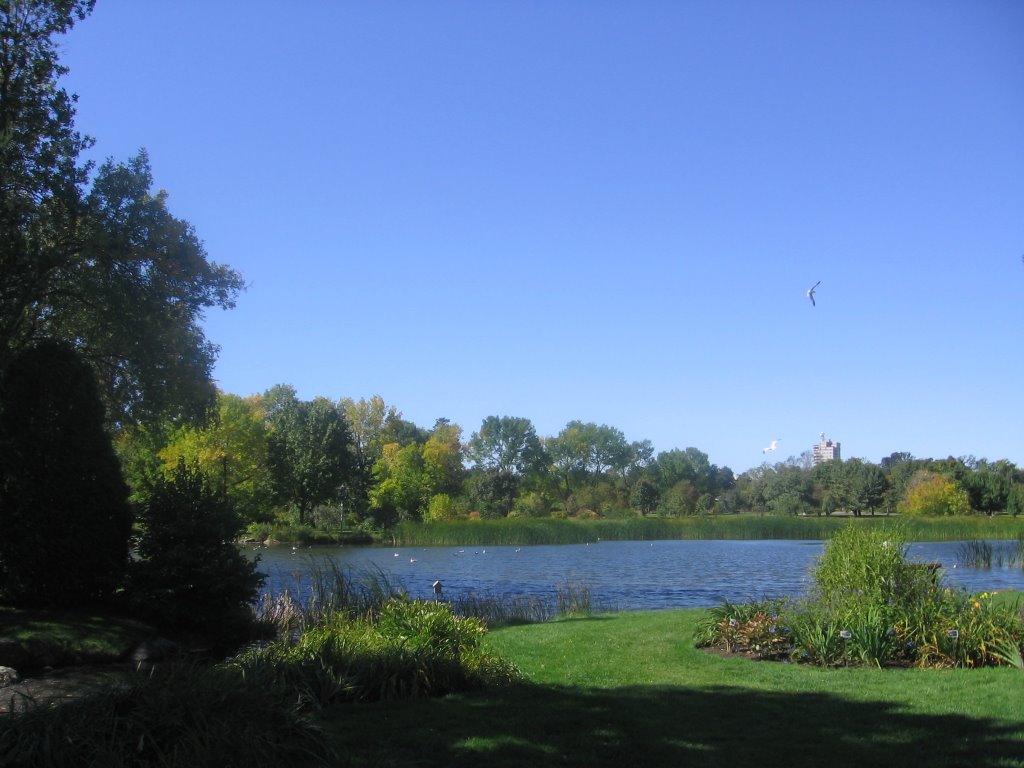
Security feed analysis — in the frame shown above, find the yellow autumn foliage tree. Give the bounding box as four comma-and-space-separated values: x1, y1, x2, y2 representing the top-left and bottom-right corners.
897, 470, 970, 516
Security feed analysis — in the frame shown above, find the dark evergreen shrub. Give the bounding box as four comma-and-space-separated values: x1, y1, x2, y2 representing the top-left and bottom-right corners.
0, 341, 131, 606
130, 460, 265, 644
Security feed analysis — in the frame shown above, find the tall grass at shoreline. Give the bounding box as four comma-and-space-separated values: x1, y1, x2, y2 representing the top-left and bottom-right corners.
254, 559, 601, 635
391, 515, 1024, 547
958, 535, 1024, 568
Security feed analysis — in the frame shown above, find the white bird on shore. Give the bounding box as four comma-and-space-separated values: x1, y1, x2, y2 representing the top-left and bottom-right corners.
807, 280, 821, 306
763, 439, 780, 454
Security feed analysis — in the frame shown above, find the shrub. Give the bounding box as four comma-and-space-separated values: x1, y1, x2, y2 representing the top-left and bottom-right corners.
697, 525, 1024, 669
130, 461, 265, 645
810, 525, 934, 616
0, 341, 131, 607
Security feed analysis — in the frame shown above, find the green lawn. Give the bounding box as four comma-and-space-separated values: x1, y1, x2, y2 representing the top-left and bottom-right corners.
0, 607, 155, 666
324, 609, 1024, 768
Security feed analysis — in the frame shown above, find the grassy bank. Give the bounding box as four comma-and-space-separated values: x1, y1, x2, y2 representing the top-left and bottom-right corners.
0, 607, 156, 668
326, 608, 1024, 768
392, 515, 1024, 546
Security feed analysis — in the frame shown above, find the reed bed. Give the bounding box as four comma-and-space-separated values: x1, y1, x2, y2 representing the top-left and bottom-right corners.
392, 515, 1024, 547
957, 535, 1024, 568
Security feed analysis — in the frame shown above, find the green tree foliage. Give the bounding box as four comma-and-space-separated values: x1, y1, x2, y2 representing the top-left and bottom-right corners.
130, 460, 264, 641
846, 459, 888, 516
759, 465, 814, 516
159, 392, 272, 524
468, 470, 520, 518
547, 421, 631, 493
0, 0, 93, 371
113, 422, 169, 507
421, 420, 465, 497
265, 386, 353, 526
369, 442, 427, 524
654, 447, 718, 494
53, 153, 244, 424
1008, 483, 1024, 517
0, 4, 243, 426
511, 490, 552, 518
960, 460, 1010, 515
629, 477, 660, 515
340, 394, 415, 516
658, 480, 699, 516
0, 340, 130, 606
467, 415, 547, 475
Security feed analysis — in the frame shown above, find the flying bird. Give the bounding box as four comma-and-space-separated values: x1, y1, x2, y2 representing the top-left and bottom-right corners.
763, 439, 780, 454
807, 281, 821, 306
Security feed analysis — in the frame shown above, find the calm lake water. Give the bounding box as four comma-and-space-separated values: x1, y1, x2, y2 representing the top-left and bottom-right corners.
251, 540, 1024, 611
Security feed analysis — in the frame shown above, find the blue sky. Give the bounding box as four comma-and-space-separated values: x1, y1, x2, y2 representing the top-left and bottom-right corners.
60, 1, 1023, 474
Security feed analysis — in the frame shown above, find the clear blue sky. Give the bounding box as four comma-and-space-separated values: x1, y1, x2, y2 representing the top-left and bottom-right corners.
60, 1, 1023, 474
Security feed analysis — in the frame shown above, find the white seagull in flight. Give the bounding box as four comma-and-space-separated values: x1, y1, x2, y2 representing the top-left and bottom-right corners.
807, 280, 821, 306
763, 439, 780, 454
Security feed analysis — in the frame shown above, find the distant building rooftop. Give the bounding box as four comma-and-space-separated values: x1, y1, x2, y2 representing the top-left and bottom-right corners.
812, 434, 841, 466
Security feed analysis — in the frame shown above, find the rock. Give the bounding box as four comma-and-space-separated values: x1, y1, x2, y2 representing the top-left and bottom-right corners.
131, 637, 179, 663
0, 638, 31, 668
0, 666, 19, 688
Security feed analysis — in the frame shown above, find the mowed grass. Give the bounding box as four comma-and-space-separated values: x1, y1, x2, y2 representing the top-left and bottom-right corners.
325, 609, 1024, 768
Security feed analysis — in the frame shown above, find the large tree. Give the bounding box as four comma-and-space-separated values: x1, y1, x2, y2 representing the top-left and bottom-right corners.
0, 3, 242, 425
467, 415, 546, 476
0, 0, 93, 370
548, 421, 632, 493
51, 153, 244, 424
265, 386, 353, 526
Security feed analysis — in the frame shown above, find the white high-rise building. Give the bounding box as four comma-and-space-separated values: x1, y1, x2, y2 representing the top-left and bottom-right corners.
812, 434, 841, 466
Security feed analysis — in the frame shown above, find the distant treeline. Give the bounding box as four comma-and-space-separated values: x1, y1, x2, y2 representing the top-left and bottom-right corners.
116, 390, 1024, 537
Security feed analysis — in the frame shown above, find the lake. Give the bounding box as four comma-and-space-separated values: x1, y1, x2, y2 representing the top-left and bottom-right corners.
251, 539, 1024, 611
